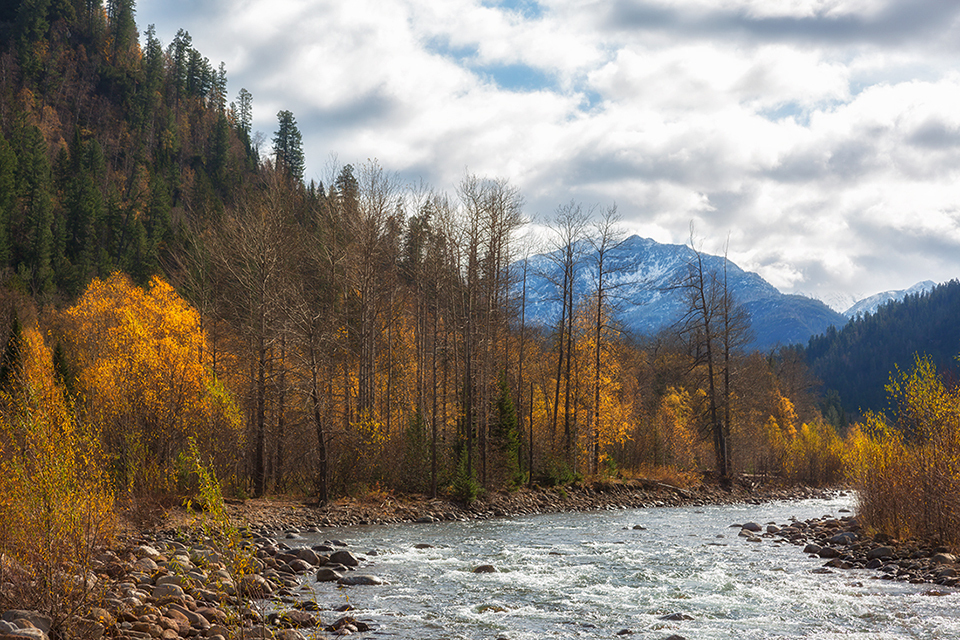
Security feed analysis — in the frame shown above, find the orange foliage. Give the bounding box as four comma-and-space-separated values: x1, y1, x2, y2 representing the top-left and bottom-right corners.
62, 273, 242, 496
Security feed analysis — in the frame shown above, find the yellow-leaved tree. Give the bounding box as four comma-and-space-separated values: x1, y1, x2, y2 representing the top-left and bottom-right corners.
0, 302, 115, 630
845, 354, 960, 543
62, 273, 243, 502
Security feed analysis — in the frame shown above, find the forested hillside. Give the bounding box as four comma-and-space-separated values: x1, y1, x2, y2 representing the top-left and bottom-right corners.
0, 0, 848, 529
806, 280, 960, 416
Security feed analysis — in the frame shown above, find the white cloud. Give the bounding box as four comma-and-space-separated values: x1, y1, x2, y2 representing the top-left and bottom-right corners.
135, 0, 960, 306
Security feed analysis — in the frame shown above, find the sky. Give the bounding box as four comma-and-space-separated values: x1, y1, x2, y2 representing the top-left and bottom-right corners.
135, 0, 960, 311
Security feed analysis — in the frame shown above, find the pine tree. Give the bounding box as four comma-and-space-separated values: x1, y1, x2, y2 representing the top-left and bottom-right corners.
0, 132, 16, 267
273, 110, 305, 184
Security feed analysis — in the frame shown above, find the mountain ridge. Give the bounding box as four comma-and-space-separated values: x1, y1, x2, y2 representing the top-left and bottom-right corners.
517, 234, 846, 350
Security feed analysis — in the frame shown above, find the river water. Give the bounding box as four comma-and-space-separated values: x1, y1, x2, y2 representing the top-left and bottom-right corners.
290, 494, 960, 639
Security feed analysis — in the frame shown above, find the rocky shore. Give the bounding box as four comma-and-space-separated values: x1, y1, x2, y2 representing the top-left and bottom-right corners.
736, 511, 960, 588
0, 479, 848, 640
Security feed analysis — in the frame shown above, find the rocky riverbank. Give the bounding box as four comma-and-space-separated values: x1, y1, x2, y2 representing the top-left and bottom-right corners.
0, 478, 838, 640
734, 511, 960, 588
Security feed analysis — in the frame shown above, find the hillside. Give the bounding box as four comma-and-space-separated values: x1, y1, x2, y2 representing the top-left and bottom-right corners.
519, 235, 846, 351
0, 1, 259, 298
806, 280, 960, 416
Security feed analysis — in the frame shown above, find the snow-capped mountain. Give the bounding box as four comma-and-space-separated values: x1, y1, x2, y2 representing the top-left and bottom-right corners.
843, 281, 937, 318
515, 235, 846, 351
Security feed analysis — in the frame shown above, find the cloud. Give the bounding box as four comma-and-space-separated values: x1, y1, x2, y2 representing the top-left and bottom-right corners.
134, 0, 960, 308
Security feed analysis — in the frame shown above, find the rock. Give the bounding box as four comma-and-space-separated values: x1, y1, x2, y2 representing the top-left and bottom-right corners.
0, 628, 48, 640
803, 544, 822, 555
134, 557, 159, 572
659, 613, 693, 621
616, 630, 634, 636
329, 550, 359, 567
290, 548, 321, 565
337, 575, 384, 586
741, 522, 762, 532
867, 546, 895, 560
276, 631, 307, 640
414, 543, 434, 549
473, 565, 496, 573
152, 583, 185, 599
818, 547, 841, 559
1, 613, 51, 635
766, 525, 781, 534
316, 568, 343, 582
932, 553, 956, 565
286, 559, 314, 573
270, 611, 317, 628
134, 545, 161, 558
829, 532, 857, 546
244, 624, 274, 639
239, 574, 275, 598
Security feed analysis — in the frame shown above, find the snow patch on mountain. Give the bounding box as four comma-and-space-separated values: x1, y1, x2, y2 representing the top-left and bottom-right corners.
843, 281, 937, 318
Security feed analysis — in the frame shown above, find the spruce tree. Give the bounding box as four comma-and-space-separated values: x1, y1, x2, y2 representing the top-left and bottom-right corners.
273, 109, 305, 183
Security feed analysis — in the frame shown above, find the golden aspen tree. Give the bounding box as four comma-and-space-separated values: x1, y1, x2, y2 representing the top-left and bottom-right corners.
63, 272, 242, 497
0, 309, 115, 629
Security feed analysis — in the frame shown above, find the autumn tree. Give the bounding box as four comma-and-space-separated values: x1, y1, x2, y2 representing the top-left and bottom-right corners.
206, 175, 293, 497
62, 273, 243, 496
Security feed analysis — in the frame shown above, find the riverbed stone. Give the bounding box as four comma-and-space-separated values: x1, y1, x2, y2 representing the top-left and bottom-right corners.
328, 551, 359, 567
1, 613, 50, 635
337, 574, 384, 586
316, 568, 343, 582
741, 522, 762, 532
932, 553, 956, 565
152, 583, 186, 599
867, 546, 895, 560
473, 565, 496, 573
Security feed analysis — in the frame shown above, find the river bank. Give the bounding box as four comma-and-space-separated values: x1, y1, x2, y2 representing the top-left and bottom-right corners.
9, 478, 944, 640
210, 476, 833, 532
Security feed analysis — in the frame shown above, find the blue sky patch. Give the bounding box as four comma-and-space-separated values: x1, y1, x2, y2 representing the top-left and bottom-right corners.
478, 62, 556, 92
481, 0, 544, 20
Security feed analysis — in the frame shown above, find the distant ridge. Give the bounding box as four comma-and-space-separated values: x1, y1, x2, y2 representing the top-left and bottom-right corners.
517, 235, 846, 351
844, 281, 937, 318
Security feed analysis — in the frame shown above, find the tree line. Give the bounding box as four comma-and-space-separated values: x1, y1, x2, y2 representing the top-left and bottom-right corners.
0, 0, 848, 513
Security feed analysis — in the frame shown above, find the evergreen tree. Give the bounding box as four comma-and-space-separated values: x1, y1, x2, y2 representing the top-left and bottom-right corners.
0, 133, 17, 267
273, 109, 305, 184
14, 124, 55, 294
0, 314, 24, 392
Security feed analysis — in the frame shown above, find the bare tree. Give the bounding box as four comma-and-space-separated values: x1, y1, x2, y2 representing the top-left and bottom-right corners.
547, 202, 588, 469
587, 205, 626, 475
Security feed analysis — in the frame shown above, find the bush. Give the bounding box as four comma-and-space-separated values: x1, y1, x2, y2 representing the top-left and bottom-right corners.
0, 316, 116, 632
844, 354, 960, 544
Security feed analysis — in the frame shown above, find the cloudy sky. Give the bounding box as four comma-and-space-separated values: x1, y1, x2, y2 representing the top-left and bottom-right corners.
136, 0, 960, 311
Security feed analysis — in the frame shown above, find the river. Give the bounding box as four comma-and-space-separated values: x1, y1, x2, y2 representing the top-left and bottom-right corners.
287, 494, 960, 639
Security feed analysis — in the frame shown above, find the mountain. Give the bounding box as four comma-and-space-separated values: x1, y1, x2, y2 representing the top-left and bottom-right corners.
517, 235, 846, 351
843, 281, 937, 318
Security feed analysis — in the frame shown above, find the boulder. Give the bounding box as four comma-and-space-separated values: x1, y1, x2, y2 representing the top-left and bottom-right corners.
803, 544, 822, 555
932, 553, 956, 565
829, 532, 857, 546
239, 574, 275, 598
741, 522, 762, 532
818, 547, 841, 559
867, 546, 895, 560
1, 613, 51, 635
290, 548, 321, 565
316, 568, 343, 582
152, 583, 185, 599
473, 565, 496, 574
328, 551, 359, 567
